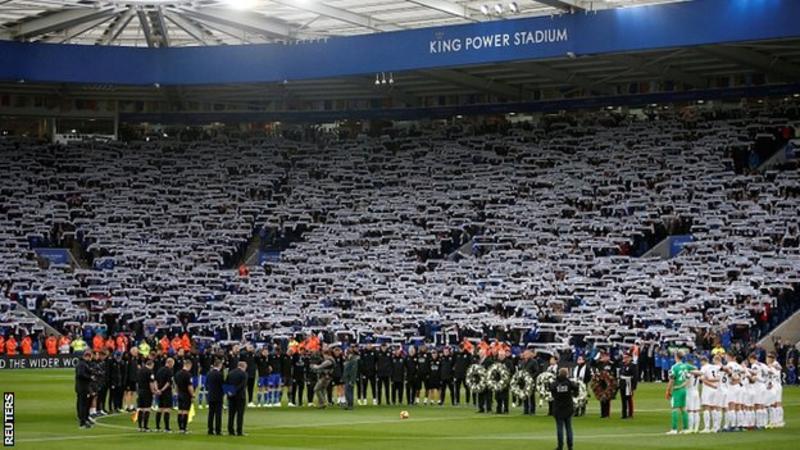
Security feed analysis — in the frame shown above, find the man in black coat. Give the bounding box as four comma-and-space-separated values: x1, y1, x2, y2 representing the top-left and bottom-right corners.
494, 350, 514, 414
226, 361, 248, 436
290, 349, 307, 407
206, 358, 224, 436
452, 346, 471, 406
390, 348, 405, 405
440, 347, 455, 406
123, 348, 140, 412
75, 350, 94, 428
108, 352, 124, 413
375, 343, 392, 405
477, 351, 494, 413
240, 345, 257, 407
358, 344, 377, 406
550, 368, 578, 450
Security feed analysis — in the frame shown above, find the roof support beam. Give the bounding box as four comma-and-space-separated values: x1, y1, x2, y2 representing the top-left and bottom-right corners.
165, 11, 218, 46
420, 68, 526, 99
155, 7, 170, 47
607, 53, 708, 88
99, 8, 135, 45
13, 7, 117, 39
40, 15, 115, 44
271, 0, 402, 32
406, 1, 478, 21
696, 45, 800, 83
187, 19, 267, 44
136, 7, 155, 48
178, 7, 298, 40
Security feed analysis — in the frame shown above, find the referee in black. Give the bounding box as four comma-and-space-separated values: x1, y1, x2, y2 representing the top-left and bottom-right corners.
136, 359, 156, 432
175, 359, 194, 434
75, 350, 93, 429
155, 357, 175, 432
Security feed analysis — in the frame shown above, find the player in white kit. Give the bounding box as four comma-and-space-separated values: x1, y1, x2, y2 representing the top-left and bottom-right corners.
721, 353, 743, 431
686, 364, 702, 433
740, 358, 756, 429
699, 355, 722, 433
766, 352, 785, 428
748, 354, 769, 429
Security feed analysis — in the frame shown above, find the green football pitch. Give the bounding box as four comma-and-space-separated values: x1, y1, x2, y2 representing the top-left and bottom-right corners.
3, 369, 798, 449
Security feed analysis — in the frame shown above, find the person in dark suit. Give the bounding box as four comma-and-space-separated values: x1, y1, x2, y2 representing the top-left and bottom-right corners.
375, 343, 392, 405
108, 352, 124, 413
452, 346, 471, 406
618, 353, 639, 419
206, 358, 224, 436
494, 350, 514, 414
440, 347, 455, 406
390, 347, 406, 405
550, 368, 579, 450
75, 350, 94, 428
239, 344, 257, 407
519, 350, 541, 415
477, 350, 494, 413
226, 361, 248, 436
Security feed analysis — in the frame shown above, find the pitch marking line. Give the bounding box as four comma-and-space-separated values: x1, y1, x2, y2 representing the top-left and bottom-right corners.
17, 402, 797, 444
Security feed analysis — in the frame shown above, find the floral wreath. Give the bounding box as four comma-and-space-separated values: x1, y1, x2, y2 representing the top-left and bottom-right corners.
466, 364, 487, 393
536, 371, 556, 406
485, 363, 511, 392
510, 370, 535, 398
572, 379, 589, 408
590, 370, 618, 402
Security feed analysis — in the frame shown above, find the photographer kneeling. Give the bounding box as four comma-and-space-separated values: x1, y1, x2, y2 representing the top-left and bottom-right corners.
550, 368, 578, 450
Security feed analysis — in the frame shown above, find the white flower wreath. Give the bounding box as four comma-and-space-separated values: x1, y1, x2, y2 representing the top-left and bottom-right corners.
485, 363, 511, 392
466, 364, 487, 393
509, 370, 535, 398
536, 371, 556, 406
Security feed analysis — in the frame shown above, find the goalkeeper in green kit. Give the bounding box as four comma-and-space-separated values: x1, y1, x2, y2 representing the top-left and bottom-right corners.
665, 351, 696, 435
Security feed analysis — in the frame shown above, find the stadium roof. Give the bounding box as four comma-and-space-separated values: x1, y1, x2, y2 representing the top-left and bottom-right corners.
0, 0, 688, 47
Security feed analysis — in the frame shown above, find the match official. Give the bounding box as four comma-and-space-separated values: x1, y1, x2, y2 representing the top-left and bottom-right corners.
136, 359, 156, 432
175, 360, 194, 434
155, 357, 175, 432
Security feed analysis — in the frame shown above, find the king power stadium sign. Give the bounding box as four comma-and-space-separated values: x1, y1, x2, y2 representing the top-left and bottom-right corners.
429, 28, 568, 54
0, 356, 81, 370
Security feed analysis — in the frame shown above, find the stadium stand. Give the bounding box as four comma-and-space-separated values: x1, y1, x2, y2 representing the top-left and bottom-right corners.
1, 105, 799, 357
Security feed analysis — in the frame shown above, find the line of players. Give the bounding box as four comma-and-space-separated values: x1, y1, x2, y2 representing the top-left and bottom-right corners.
111, 342, 551, 413
211, 343, 508, 409
677, 351, 785, 434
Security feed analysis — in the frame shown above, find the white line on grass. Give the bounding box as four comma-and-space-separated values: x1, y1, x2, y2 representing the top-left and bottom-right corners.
21, 403, 797, 444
